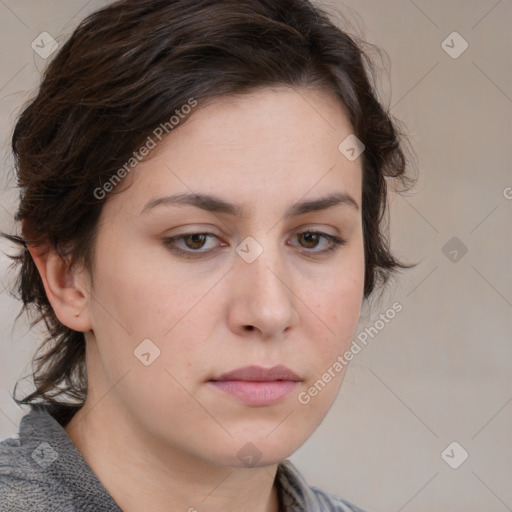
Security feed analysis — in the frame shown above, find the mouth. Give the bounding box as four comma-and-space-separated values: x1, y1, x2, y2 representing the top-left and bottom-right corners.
207, 365, 302, 407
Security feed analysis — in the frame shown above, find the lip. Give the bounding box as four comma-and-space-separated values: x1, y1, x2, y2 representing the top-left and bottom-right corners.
208, 365, 301, 406
213, 365, 301, 382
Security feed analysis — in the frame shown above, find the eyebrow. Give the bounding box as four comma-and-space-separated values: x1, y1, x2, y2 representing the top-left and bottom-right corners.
140, 191, 359, 218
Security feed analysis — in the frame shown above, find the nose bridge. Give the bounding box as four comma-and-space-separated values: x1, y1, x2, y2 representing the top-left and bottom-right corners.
232, 233, 298, 335
239, 234, 288, 299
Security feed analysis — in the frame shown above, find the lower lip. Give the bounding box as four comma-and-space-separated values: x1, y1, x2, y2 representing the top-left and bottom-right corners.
208, 380, 299, 406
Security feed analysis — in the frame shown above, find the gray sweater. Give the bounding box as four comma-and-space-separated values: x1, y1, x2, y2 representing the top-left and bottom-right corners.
0, 404, 371, 511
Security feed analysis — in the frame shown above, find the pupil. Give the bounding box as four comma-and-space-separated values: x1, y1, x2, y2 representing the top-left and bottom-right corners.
187, 234, 205, 249
302, 232, 318, 247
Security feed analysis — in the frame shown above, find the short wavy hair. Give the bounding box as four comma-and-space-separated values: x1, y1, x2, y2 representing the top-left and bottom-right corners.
2, 0, 413, 426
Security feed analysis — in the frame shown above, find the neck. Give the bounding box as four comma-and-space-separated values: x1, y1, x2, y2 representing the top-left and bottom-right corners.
64, 399, 282, 512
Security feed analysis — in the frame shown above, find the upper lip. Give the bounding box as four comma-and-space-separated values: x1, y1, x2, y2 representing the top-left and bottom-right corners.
211, 365, 301, 382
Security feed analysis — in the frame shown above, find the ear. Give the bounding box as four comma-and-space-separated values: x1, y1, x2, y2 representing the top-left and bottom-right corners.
26, 243, 93, 333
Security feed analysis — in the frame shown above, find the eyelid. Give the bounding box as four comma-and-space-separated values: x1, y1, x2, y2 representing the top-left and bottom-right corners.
162, 228, 345, 258
164, 223, 341, 240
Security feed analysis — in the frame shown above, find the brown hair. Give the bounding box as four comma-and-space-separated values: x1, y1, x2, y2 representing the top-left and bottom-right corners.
2, 0, 413, 426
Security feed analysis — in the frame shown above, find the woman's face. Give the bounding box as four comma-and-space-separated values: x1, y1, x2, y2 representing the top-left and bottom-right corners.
79, 86, 365, 468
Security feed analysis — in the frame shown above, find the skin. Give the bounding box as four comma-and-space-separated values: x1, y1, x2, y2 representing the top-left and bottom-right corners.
29, 86, 365, 512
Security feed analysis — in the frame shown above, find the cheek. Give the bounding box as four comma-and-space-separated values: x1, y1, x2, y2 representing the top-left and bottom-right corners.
317, 255, 365, 336
89, 236, 175, 336
312, 281, 363, 366
86, 238, 218, 381
296, 268, 364, 418
335, 271, 365, 331
303, 251, 365, 384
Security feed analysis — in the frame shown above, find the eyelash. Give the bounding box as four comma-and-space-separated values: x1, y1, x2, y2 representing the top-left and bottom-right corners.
162, 230, 346, 258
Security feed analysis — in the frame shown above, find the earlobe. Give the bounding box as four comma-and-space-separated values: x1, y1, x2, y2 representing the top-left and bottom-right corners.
26, 244, 93, 333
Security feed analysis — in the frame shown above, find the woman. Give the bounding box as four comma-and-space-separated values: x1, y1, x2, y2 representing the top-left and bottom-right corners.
0, 0, 411, 510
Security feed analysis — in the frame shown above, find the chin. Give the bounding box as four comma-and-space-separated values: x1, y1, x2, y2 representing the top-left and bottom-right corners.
202, 430, 307, 470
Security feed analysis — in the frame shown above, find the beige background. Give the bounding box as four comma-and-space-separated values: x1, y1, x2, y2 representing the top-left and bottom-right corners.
1, 1, 511, 511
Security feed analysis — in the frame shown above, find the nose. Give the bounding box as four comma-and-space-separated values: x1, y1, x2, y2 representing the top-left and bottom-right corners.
227, 240, 299, 339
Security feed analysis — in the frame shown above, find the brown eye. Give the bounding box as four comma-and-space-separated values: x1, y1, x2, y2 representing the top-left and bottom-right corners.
182, 233, 208, 250
163, 232, 226, 258
292, 231, 346, 255
163, 230, 345, 259
298, 232, 321, 249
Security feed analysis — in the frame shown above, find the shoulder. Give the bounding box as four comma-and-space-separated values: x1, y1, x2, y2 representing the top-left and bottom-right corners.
1, 403, 121, 512
309, 484, 374, 512
0, 410, 76, 512
277, 459, 374, 512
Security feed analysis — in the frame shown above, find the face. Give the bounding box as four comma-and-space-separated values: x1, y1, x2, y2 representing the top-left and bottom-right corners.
78, 86, 365, 468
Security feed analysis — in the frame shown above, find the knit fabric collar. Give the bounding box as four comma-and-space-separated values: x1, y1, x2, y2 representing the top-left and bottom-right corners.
1, 403, 358, 511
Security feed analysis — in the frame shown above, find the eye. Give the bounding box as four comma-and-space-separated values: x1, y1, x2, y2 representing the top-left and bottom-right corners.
291, 230, 345, 254
163, 230, 345, 258
163, 233, 224, 257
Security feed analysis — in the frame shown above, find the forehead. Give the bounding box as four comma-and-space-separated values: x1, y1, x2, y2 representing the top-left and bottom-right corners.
164, 86, 353, 156
102, 86, 362, 219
